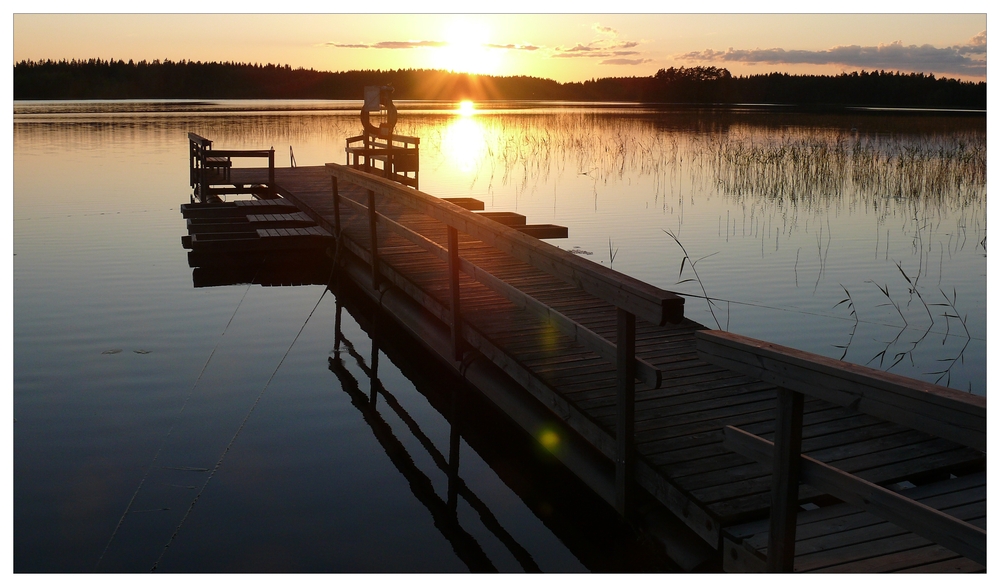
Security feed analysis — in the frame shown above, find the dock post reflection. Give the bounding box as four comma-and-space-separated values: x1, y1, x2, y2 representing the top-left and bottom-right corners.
447, 389, 461, 512
333, 299, 343, 360
328, 289, 541, 572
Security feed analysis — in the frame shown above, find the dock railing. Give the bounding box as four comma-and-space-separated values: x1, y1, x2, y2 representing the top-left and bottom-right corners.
188, 132, 275, 200
326, 162, 685, 516
695, 330, 986, 571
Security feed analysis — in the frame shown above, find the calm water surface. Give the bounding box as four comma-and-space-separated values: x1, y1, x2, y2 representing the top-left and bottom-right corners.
13, 100, 986, 572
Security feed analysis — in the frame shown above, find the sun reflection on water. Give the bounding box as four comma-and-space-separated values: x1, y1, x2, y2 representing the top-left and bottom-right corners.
440, 115, 487, 174
458, 100, 476, 116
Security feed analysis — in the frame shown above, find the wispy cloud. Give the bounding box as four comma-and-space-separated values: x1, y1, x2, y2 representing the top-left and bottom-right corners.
553, 40, 640, 59
600, 58, 652, 66
484, 43, 541, 51
326, 40, 540, 51
676, 32, 986, 77
594, 24, 617, 36
325, 40, 446, 49
554, 50, 640, 59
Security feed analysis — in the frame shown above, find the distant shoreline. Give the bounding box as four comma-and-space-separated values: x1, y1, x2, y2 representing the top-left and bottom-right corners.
14, 61, 986, 110
12, 98, 987, 117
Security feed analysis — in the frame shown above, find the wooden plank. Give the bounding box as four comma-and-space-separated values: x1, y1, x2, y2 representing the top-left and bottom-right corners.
722, 536, 767, 572
476, 211, 526, 226
695, 330, 986, 451
771, 501, 984, 559
898, 557, 985, 573
515, 224, 569, 239
723, 426, 986, 565
442, 197, 485, 210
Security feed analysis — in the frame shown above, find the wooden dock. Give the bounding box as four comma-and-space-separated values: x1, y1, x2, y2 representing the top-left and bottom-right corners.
182, 154, 986, 572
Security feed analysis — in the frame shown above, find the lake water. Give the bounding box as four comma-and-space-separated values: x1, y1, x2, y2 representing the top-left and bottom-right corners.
12, 100, 986, 572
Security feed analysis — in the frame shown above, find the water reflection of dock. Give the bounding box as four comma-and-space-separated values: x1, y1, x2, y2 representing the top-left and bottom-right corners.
328, 286, 674, 571
181, 141, 985, 572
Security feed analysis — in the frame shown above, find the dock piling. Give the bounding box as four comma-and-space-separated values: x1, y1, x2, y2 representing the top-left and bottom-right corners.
615, 308, 636, 518
332, 177, 342, 238
448, 226, 463, 361
367, 189, 380, 289
766, 388, 804, 572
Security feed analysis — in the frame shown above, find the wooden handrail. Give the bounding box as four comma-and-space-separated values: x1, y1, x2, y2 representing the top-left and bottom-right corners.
208, 149, 274, 158
188, 132, 212, 146
723, 425, 986, 566
694, 330, 985, 451
327, 163, 685, 327
334, 191, 664, 388
346, 132, 420, 145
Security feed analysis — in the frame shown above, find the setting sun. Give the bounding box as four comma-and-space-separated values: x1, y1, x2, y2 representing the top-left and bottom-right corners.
432, 19, 502, 75
457, 100, 475, 116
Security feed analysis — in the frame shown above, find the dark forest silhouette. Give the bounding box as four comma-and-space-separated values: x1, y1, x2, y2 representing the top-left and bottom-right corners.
13, 59, 986, 108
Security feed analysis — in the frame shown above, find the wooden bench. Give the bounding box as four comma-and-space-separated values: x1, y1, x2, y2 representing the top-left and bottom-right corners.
346, 132, 420, 189
189, 133, 231, 183
188, 133, 275, 200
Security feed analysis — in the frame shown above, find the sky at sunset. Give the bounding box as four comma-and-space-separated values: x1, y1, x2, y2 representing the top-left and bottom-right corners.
11, 7, 989, 83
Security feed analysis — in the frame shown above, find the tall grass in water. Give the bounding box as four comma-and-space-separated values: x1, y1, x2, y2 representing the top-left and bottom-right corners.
409, 112, 984, 233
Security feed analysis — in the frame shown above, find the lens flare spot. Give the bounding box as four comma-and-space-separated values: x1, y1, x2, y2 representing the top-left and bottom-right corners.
538, 429, 560, 452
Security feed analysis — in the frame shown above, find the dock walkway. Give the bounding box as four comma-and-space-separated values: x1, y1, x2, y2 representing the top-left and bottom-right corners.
209, 164, 985, 572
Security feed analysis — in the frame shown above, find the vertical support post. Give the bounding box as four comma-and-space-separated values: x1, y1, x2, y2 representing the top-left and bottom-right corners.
766, 387, 805, 572
615, 308, 636, 518
363, 133, 371, 173
331, 176, 341, 238
367, 189, 379, 290
385, 136, 393, 181
199, 145, 208, 202
268, 148, 275, 197
447, 226, 463, 361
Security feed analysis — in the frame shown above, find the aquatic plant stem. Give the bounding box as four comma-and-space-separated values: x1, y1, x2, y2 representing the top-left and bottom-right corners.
663, 229, 723, 330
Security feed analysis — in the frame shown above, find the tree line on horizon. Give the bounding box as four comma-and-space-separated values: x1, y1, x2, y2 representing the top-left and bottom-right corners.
13, 58, 987, 109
